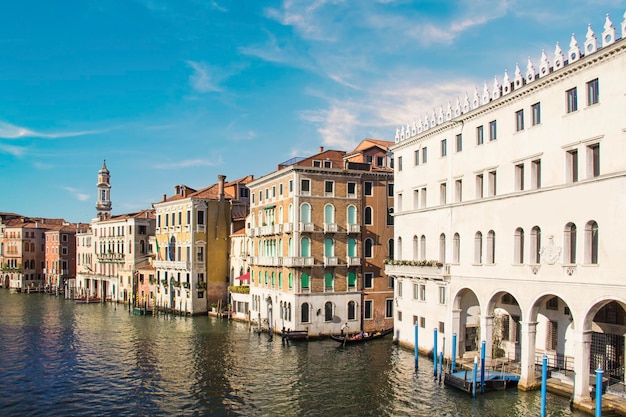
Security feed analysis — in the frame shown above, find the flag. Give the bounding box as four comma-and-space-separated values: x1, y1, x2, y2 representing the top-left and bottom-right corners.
155, 239, 161, 260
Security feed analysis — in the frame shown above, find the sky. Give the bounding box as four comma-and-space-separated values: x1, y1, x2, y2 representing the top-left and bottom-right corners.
0, 0, 624, 223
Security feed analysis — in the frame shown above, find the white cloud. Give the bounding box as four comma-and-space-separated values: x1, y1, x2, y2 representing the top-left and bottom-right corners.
0, 121, 110, 139
0, 143, 26, 157
210, 1, 227, 12
187, 61, 222, 93
62, 187, 90, 202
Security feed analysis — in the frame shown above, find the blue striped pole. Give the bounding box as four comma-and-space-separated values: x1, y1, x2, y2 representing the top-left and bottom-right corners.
472, 356, 478, 397
414, 324, 419, 368
541, 354, 547, 417
433, 328, 438, 377
451, 333, 457, 372
480, 340, 486, 393
439, 351, 443, 383
596, 367, 603, 417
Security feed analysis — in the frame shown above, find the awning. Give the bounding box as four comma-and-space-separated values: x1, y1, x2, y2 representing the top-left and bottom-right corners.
237, 272, 250, 281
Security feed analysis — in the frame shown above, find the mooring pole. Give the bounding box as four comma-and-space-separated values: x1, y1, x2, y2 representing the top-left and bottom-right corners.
414, 324, 419, 368
451, 333, 457, 372
480, 340, 486, 393
433, 328, 438, 377
596, 367, 604, 417
541, 354, 547, 417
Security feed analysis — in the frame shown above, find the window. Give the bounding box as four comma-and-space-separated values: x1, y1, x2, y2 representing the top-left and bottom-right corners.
531, 159, 541, 189
476, 125, 484, 145
564, 222, 577, 264
324, 181, 334, 196
453, 233, 460, 263
515, 163, 525, 191
397, 311, 402, 322
476, 174, 484, 199
566, 87, 578, 113
438, 287, 446, 304
301, 179, 310, 195
440, 139, 447, 157
489, 120, 497, 141
364, 239, 373, 258
515, 109, 524, 131
455, 134, 462, 152
422, 147, 428, 163
387, 183, 394, 197
364, 207, 373, 225
301, 273, 310, 289
454, 179, 462, 203
420, 284, 426, 301
474, 232, 483, 264
388, 238, 394, 259
397, 193, 402, 212
439, 182, 447, 205
289, 180, 293, 193
376, 156, 384, 167
397, 156, 403, 171
364, 300, 373, 319
197, 210, 205, 225
413, 283, 419, 299
197, 247, 204, 262
419, 235, 426, 260
347, 182, 356, 197
566, 149, 579, 183
486, 230, 495, 264
587, 143, 600, 178
532, 102, 541, 125
439, 321, 445, 333
387, 208, 394, 226
313, 160, 321, 167
530, 226, 541, 264
348, 301, 356, 320
585, 221, 599, 264
420, 187, 427, 208
587, 78, 599, 106
414, 150, 420, 165
420, 317, 426, 328
514, 228, 524, 264
324, 301, 333, 321
301, 303, 310, 323
546, 296, 558, 310
364, 272, 373, 288
364, 181, 373, 196
348, 271, 356, 289
546, 320, 558, 351
279, 183, 283, 196
488, 170, 497, 197
324, 160, 332, 168
272, 186, 276, 198
385, 299, 393, 318
439, 233, 446, 263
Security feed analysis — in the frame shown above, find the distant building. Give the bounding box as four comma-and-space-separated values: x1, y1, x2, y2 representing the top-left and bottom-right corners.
246, 140, 394, 336
44, 223, 88, 292
387, 13, 626, 407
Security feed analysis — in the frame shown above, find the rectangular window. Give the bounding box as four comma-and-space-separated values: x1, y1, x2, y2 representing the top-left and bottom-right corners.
251, 193, 255, 204
324, 160, 332, 168
289, 180, 293, 193
515, 163, 525, 191
413, 283, 419, 299
547, 320, 558, 351
439, 287, 446, 304
422, 147, 428, 163
488, 170, 497, 197
376, 156, 384, 167
531, 159, 541, 189
567, 150, 579, 183
439, 321, 445, 333
364, 272, 373, 288
414, 150, 420, 165
62, 247, 68, 256
587, 78, 599, 106
397, 193, 402, 212
279, 183, 283, 196
413, 189, 419, 209
439, 182, 447, 205
420, 284, 426, 301
515, 109, 524, 131
197, 210, 205, 225
420, 317, 426, 328
364, 181, 373, 196
272, 186, 276, 197
489, 120, 497, 141
324, 180, 334, 196
301, 179, 310, 195
385, 299, 393, 318
532, 102, 541, 125
455, 134, 462, 152
397, 311, 402, 322
265, 188, 269, 199
364, 300, 373, 320
476, 125, 484, 145
440, 139, 447, 157
588, 143, 600, 178
455, 179, 462, 203
476, 174, 484, 199
313, 160, 322, 167
566, 87, 578, 113
197, 247, 204, 262
387, 183, 394, 197
397, 156, 403, 171
420, 187, 427, 208
347, 182, 356, 197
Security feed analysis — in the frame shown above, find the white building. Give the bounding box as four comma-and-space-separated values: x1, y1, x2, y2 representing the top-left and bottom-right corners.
387, 13, 626, 408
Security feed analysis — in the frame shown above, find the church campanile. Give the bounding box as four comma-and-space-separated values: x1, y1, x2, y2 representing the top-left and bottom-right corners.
96, 160, 112, 220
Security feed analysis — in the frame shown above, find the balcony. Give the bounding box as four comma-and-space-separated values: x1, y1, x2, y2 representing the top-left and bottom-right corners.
283, 257, 314, 267
152, 260, 191, 270
324, 223, 338, 233
252, 256, 283, 267
96, 253, 125, 263
273, 223, 283, 234
346, 224, 361, 233
347, 257, 361, 266
384, 260, 451, 280
299, 222, 314, 232
284, 223, 294, 234
324, 256, 338, 267
246, 228, 255, 237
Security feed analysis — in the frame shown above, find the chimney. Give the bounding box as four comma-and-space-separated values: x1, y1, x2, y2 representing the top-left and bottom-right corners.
162, 194, 167, 202
319, 146, 324, 153
175, 185, 180, 195
218, 175, 226, 201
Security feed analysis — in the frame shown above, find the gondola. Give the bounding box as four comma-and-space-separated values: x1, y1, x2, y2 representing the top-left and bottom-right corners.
330, 328, 393, 345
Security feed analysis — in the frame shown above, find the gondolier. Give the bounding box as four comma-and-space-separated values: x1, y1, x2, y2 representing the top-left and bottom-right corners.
340, 322, 349, 336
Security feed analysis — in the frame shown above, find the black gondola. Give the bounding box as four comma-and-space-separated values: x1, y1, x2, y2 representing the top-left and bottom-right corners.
330, 328, 393, 344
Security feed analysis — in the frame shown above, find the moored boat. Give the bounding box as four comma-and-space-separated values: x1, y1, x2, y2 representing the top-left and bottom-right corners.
330, 328, 393, 345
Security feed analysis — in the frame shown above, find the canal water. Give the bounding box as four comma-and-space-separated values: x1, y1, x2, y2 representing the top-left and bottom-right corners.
0, 290, 587, 416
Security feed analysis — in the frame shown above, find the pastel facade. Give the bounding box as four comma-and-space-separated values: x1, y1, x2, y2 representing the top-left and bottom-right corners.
387, 13, 626, 407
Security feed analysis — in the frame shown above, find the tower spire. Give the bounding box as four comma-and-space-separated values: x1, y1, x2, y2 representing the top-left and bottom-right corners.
96, 159, 112, 220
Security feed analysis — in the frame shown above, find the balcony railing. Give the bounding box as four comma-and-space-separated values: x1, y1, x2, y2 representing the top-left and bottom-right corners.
347, 256, 361, 266
299, 222, 314, 232
96, 253, 125, 263
346, 223, 361, 233
253, 256, 283, 266
246, 228, 255, 237
284, 223, 294, 234
283, 257, 314, 267
324, 256, 338, 267
324, 223, 338, 233
152, 260, 191, 270
384, 260, 450, 279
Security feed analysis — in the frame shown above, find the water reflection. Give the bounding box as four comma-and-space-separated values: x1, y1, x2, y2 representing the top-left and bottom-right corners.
0, 292, 586, 416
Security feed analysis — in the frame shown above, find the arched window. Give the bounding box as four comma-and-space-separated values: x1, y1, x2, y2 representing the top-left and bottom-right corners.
413, 235, 419, 260
364, 206, 373, 225
397, 237, 402, 260
453, 233, 460, 263
168, 236, 176, 261
278, 206, 284, 224
288, 238, 293, 256
348, 271, 356, 289
301, 273, 310, 290
347, 205, 357, 226
439, 233, 446, 263
280, 302, 284, 320
585, 221, 598, 264
324, 204, 335, 224
324, 238, 334, 257
288, 203, 294, 223
530, 226, 541, 264
271, 272, 275, 286
420, 235, 426, 260
347, 238, 357, 257
486, 230, 495, 264
288, 303, 292, 321
514, 228, 524, 264
301, 303, 310, 323
364, 238, 373, 258
564, 223, 577, 264
348, 300, 356, 320
30, 242, 35, 252
388, 238, 394, 260
474, 232, 483, 264
300, 203, 311, 223
325, 272, 334, 291
288, 273, 293, 289
279, 272, 283, 287
301, 237, 311, 257
324, 301, 333, 321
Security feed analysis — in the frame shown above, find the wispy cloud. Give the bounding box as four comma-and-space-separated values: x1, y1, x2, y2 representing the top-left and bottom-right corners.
210, 1, 227, 13
0, 121, 110, 139
33, 161, 54, 170
0, 143, 26, 157
238, 30, 314, 71
62, 187, 90, 202
154, 158, 222, 169
187, 60, 222, 93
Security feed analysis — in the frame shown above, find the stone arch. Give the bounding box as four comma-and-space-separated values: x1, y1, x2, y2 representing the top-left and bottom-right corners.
452, 287, 481, 356
485, 290, 524, 363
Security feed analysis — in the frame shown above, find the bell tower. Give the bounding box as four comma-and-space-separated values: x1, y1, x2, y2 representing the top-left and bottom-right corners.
96, 160, 112, 220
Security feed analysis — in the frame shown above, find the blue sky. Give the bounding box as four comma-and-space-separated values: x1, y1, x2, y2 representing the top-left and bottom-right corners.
1, 0, 623, 223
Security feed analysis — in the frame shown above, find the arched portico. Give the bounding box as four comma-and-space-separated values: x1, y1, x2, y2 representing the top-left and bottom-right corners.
451, 288, 481, 359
